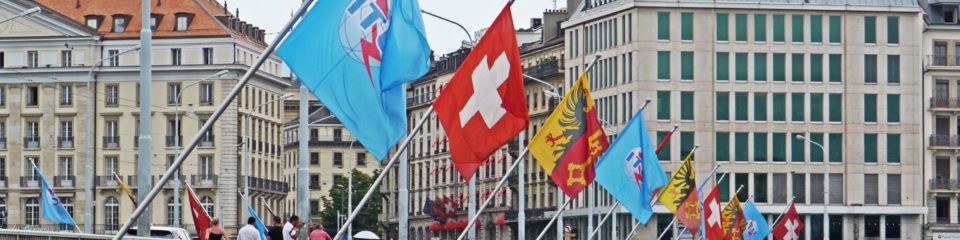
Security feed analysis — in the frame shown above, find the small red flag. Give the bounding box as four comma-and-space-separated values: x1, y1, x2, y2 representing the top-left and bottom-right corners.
186, 184, 211, 240
703, 187, 724, 240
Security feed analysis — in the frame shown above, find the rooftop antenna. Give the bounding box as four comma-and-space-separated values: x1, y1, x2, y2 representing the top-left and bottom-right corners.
554, 0, 557, 9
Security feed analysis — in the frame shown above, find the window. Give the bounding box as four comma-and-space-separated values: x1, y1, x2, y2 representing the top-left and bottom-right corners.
681, 52, 693, 80
334, 152, 343, 166
166, 198, 177, 225
754, 132, 767, 162
773, 173, 787, 203
864, 133, 878, 163
203, 48, 213, 65
828, 94, 842, 123
27, 51, 38, 68
716, 52, 729, 81
864, 94, 877, 123
0, 158, 5, 177
105, 156, 118, 175
680, 132, 694, 159
791, 15, 804, 43
810, 54, 823, 82
829, 54, 842, 83
887, 134, 900, 163
773, 14, 785, 42
791, 93, 804, 122
106, 49, 119, 67
755, 14, 767, 42
735, 14, 747, 42
716, 13, 729, 42
792, 173, 806, 203
113, 16, 127, 33
309, 174, 320, 189
810, 93, 823, 122
735, 173, 749, 200
865, 16, 876, 44
26, 121, 39, 139
773, 93, 786, 121
105, 85, 119, 106
199, 155, 213, 177
60, 85, 72, 106
0, 87, 5, 107
61, 50, 72, 67
168, 83, 181, 105
310, 152, 319, 165
200, 196, 214, 217
755, 53, 767, 81
150, 15, 159, 31
735, 53, 748, 81
716, 132, 729, 162
59, 156, 72, 177
887, 55, 900, 84
171, 48, 182, 66
829, 16, 841, 43
888, 174, 901, 204
887, 16, 899, 44
717, 172, 730, 201
680, 91, 694, 120
657, 215, 674, 238
791, 54, 804, 82
85, 16, 100, 29
60, 120, 73, 140
755, 92, 767, 122
810, 173, 825, 203
657, 91, 670, 120
175, 15, 189, 31
735, 92, 748, 121
810, 133, 824, 162
735, 132, 748, 162
25, 86, 38, 107
716, 92, 729, 121
773, 53, 785, 82
755, 173, 768, 203
658, 12, 670, 40
865, 174, 878, 204
791, 133, 805, 162
681, 12, 693, 41
657, 131, 671, 161
657, 51, 670, 80
887, 94, 900, 123
810, 15, 822, 43
200, 83, 214, 105
25, 198, 39, 226
357, 152, 367, 166
829, 133, 842, 163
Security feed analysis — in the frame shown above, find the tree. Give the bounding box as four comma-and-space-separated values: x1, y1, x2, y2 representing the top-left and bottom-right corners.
319, 169, 382, 237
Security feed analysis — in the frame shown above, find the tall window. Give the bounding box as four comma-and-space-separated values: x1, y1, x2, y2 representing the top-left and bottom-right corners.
171, 48, 182, 66
200, 83, 214, 105
791, 54, 804, 82
887, 16, 899, 44
810, 15, 822, 43
105, 85, 119, 106
829, 133, 843, 163
105, 197, 119, 231
199, 155, 213, 178
887, 55, 900, 84
716, 52, 729, 81
773, 93, 786, 121
357, 152, 367, 166
864, 94, 877, 123
773, 53, 785, 82
60, 85, 72, 106
203, 48, 214, 65
334, 152, 343, 166
754, 92, 767, 122
791, 93, 804, 122
773, 14, 785, 42
735, 53, 748, 81
829, 54, 842, 83
61, 50, 72, 67
680, 52, 694, 80
168, 83, 181, 105
793, 174, 806, 203
27, 51, 38, 68
680, 91, 694, 120
716, 132, 729, 162
0, 86, 5, 107
754, 133, 767, 162
657, 131, 671, 161
810, 93, 823, 122
829, 94, 842, 122
175, 16, 189, 31
829, 16, 842, 43
755, 53, 767, 81
25, 198, 39, 225
657, 12, 670, 40
716, 92, 729, 121
755, 14, 767, 42
864, 134, 878, 163
166, 197, 177, 225
657, 51, 670, 80
26, 121, 39, 139
310, 152, 319, 165
864, 174, 879, 204
0, 198, 6, 228
681, 12, 693, 41
810, 54, 823, 82
865, 16, 877, 44
113, 16, 127, 33
735, 92, 748, 121
754, 173, 768, 203
735, 14, 747, 42
105, 156, 118, 175
657, 91, 670, 120
716, 13, 729, 42
0, 157, 5, 177
791, 133, 805, 162
200, 196, 214, 217
791, 15, 804, 43
59, 156, 72, 177
25, 86, 38, 106
108, 50, 119, 66
888, 94, 900, 123
106, 120, 118, 138
888, 134, 901, 163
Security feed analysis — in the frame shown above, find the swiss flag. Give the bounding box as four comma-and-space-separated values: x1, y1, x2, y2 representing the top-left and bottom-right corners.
433, 4, 528, 181
703, 187, 724, 240
772, 203, 804, 240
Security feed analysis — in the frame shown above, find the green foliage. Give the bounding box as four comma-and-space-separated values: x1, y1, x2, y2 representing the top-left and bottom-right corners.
318, 169, 382, 237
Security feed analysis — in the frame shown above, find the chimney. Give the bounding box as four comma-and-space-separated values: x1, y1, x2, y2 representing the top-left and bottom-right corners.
224, 1, 228, 15
235, 8, 239, 18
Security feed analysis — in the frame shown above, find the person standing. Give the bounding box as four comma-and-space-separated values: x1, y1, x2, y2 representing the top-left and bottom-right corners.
238, 217, 262, 240
267, 216, 284, 240
205, 218, 230, 240
282, 215, 302, 240
308, 224, 332, 240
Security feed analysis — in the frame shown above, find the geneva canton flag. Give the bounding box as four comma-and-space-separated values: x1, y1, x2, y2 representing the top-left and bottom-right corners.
277, 0, 431, 160
595, 110, 667, 224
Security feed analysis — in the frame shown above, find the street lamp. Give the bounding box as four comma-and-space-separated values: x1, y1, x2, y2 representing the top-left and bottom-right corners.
795, 134, 828, 239
245, 93, 295, 220
172, 69, 229, 227
85, 45, 140, 233
0, 7, 41, 25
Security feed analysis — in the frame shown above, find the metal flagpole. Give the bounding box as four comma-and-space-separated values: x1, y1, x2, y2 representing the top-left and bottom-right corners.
111, 1, 315, 239
135, 0, 154, 235
399, 142, 409, 240
518, 131, 526, 240
536, 197, 573, 240
298, 83, 310, 240
655, 218, 677, 240
556, 186, 563, 240
456, 53, 601, 240
622, 146, 709, 240
260, 196, 278, 218
468, 175, 477, 240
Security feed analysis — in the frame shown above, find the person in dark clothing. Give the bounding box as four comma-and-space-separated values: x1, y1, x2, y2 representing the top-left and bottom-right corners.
267, 216, 284, 240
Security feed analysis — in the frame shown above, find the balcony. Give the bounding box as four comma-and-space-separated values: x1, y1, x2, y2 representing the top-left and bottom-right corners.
58, 137, 74, 149
523, 58, 561, 79
20, 176, 39, 188
23, 137, 40, 149
245, 176, 290, 193
54, 176, 75, 187
103, 136, 120, 149
406, 93, 435, 107
931, 135, 960, 148
166, 135, 182, 147
930, 97, 960, 109
928, 55, 960, 69
190, 175, 218, 188
200, 134, 215, 148
94, 175, 119, 188
931, 178, 960, 190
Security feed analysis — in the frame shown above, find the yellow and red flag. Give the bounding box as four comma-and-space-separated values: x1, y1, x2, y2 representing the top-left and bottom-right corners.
529, 72, 609, 198
722, 195, 747, 240
658, 151, 700, 231
114, 173, 138, 208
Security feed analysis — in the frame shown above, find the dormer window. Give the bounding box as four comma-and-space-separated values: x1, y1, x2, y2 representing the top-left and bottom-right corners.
85, 15, 103, 30
150, 14, 163, 32
111, 15, 131, 33
174, 13, 193, 32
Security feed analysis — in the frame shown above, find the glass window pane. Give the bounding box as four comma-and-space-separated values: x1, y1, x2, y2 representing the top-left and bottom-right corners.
735, 132, 748, 162
658, 91, 671, 120
716, 92, 729, 121
888, 55, 900, 84
681, 52, 694, 80
658, 12, 670, 40
792, 133, 805, 162
716, 132, 730, 162
736, 92, 748, 121
681, 91, 694, 120
754, 132, 768, 162
829, 133, 843, 163
792, 15, 804, 43
888, 94, 900, 123
717, 13, 729, 41
829, 54, 842, 83
810, 15, 822, 43
735, 13, 747, 41
755, 53, 767, 81
717, 52, 729, 81
773, 14, 785, 42
681, 12, 693, 41
658, 131, 671, 161
658, 51, 670, 80
773, 93, 786, 121
888, 134, 900, 163
810, 54, 823, 82
865, 133, 878, 163
829, 15, 842, 43
718, 174, 730, 201
792, 53, 804, 82
792, 93, 804, 122
755, 14, 767, 42
735, 173, 749, 200
811, 93, 823, 122
829, 93, 842, 122
736, 53, 748, 81
810, 133, 824, 162
681, 132, 695, 159
773, 132, 786, 162
755, 173, 768, 203
755, 92, 767, 121
865, 55, 877, 83
865, 16, 876, 44
793, 173, 806, 203
887, 16, 899, 44
773, 53, 786, 82
864, 94, 877, 123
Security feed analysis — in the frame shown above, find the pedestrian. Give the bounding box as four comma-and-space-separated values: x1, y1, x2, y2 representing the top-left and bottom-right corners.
267, 216, 284, 240
282, 215, 302, 240
238, 217, 262, 240
308, 224, 332, 240
205, 218, 230, 240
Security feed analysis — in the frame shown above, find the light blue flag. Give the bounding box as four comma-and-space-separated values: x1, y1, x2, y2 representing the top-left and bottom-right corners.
34, 163, 77, 226
247, 205, 268, 240
742, 200, 771, 240
277, 0, 431, 160
594, 111, 668, 224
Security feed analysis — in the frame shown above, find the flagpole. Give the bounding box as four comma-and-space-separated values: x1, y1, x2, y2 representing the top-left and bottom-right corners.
260, 196, 278, 218
622, 146, 710, 240
535, 196, 573, 240
770, 197, 797, 227
655, 218, 677, 240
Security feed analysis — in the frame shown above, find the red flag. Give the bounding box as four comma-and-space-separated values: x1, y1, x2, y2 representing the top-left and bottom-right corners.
676, 187, 701, 232
186, 184, 211, 240
772, 203, 804, 240
433, 4, 528, 181
703, 187, 724, 240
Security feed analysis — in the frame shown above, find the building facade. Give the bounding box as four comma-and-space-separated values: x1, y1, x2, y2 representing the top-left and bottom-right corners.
562, 0, 925, 239
0, 0, 288, 234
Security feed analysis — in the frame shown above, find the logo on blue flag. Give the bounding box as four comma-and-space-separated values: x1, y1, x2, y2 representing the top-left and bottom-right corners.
34, 164, 76, 226
742, 201, 771, 240
278, 0, 431, 160
594, 111, 668, 224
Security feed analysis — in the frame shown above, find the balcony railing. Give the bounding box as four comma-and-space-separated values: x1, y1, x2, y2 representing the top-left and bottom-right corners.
930, 97, 960, 109
190, 175, 218, 188
931, 135, 960, 147
166, 135, 182, 147
928, 54, 960, 67
244, 176, 290, 192
23, 137, 40, 149
931, 178, 960, 190
103, 136, 120, 149
94, 175, 119, 188
200, 134, 215, 148
523, 58, 561, 78
57, 136, 74, 149
20, 176, 39, 188
54, 175, 75, 187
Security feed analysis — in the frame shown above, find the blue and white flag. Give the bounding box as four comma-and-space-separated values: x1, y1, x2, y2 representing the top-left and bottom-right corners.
33, 162, 76, 226
247, 205, 268, 240
594, 111, 668, 224
742, 200, 771, 240
277, 0, 431, 160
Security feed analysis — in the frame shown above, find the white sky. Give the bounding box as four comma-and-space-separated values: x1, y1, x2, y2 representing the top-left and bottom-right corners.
223, 0, 562, 54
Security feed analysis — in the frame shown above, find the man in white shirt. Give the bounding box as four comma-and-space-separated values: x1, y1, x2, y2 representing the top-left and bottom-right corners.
238, 217, 262, 240
282, 215, 302, 240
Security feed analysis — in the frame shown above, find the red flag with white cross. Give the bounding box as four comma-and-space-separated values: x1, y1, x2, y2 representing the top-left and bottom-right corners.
703, 186, 724, 240
772, 203, 804, 240
433, 4, 528, 181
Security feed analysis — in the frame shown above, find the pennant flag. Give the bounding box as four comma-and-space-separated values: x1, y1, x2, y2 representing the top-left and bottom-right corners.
594, 110, 668, 224
742, 200, 771, 240
722, 196, 747, 240
277, 0, 431, 160
32, 162, 77, 226
186, 184, 212, 240
247, 204, 268, 240
530, 72, 609, 198
115, 173, 138, 208
703, 187, 724, 240
772, 203, 804, 240
434, 4, 528, 181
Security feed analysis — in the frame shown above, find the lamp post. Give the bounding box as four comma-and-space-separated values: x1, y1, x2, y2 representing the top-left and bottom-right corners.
245, 93, 294, 221
172, 69, 229, 227
0, 6, 40, 25
85, 45, 139, 233
796, 134, 828, 239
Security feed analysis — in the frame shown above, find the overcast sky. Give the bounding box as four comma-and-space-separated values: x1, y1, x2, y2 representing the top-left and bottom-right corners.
223, 0, 562, 53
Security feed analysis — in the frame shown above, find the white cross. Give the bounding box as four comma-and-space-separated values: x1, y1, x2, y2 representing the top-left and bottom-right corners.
459, 52, 512, 128
444, 201, 455, 213
784, 219, 800, 240
707, 197, 721, 227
